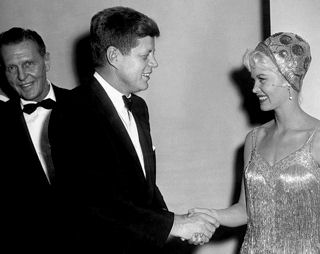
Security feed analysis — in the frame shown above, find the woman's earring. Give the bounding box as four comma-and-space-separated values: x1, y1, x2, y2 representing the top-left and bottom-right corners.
288, 85, 292, 100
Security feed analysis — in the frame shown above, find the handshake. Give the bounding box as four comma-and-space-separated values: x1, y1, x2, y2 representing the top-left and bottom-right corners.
170, 208, 219, 245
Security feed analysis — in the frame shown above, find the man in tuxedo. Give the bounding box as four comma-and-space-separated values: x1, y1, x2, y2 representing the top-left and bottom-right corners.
50, 6, 219, 254
0, 27, 69, 251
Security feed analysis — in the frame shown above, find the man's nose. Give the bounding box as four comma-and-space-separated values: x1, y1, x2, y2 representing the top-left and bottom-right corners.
17, 66, 27, 81
148, 55, 158, 68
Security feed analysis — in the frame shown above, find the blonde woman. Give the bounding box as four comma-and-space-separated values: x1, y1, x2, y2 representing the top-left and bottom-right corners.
190, 32, 320, 253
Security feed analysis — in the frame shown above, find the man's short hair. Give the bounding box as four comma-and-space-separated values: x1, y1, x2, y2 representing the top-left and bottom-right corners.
90, 6, 160, 66
0, 27, 47, 58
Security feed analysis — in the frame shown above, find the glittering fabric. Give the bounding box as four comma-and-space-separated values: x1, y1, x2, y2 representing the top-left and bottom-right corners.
255, 32, 311, 92
241, 127, 320, 254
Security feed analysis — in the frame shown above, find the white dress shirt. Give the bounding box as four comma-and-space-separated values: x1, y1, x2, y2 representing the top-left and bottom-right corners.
0, 94, 9, 102
94, 72, 146, 177
0, 88, 9, 101
21, 81, 56, 184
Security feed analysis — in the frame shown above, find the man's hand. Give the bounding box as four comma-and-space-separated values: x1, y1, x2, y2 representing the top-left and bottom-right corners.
169, 212, 220, 245
187, 208, 220, 245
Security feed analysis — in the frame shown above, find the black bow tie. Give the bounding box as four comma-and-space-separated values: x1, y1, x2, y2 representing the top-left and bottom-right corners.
23, 98, 56, 114
122, 95, 133, 111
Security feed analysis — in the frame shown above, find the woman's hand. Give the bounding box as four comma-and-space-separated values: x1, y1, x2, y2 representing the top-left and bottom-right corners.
184, 208, 220, 245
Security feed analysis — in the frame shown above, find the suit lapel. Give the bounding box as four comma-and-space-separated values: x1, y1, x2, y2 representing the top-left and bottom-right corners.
7, 100, 49, 184
130, 94, 156, 199
89, 80, 146, 180
133, 112, 155, 196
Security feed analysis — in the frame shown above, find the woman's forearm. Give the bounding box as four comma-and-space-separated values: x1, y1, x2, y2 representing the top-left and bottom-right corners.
216, 203, 247, 227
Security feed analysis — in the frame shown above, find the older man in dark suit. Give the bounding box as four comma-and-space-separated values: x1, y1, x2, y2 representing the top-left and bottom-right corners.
0, 27, 70, 251
49, 6, 219, 254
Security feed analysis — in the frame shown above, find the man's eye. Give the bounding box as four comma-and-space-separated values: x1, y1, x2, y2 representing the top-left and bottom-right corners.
7, 66, 17, 73
24, 61, 33, 67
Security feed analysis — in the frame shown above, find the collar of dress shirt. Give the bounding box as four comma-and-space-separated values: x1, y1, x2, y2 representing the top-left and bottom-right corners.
20, 80, 56, 107
0, 94, 9, 102
94, 71, 131, 113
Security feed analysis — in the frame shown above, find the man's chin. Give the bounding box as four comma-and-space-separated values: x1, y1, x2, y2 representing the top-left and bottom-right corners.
20, 92, 39, 101
135, 83, 149, 93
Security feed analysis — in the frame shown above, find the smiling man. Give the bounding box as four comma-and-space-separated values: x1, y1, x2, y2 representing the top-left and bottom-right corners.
1, 37, 50, 101
49, 6, 218, 254
0, 27, 69, 251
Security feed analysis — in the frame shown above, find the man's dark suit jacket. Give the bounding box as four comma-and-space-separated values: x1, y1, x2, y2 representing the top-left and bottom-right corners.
49, 78, 174, 253
0, 85, 69, 251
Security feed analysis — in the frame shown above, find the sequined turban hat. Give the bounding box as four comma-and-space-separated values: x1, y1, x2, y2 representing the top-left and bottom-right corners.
255, 32, 311, 91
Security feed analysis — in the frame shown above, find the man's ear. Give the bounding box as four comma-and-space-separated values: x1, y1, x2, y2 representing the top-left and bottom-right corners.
44, 52, 50, 72
106, 46, 121, 67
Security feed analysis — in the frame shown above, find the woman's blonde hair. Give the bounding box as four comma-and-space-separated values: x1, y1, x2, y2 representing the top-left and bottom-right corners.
243, 49, 278, 73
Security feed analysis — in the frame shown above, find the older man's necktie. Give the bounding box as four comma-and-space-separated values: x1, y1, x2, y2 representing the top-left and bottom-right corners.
23, 99, 56, 114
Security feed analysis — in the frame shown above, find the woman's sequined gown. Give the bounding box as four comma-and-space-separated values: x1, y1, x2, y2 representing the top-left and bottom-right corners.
241, 127, 320, 254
